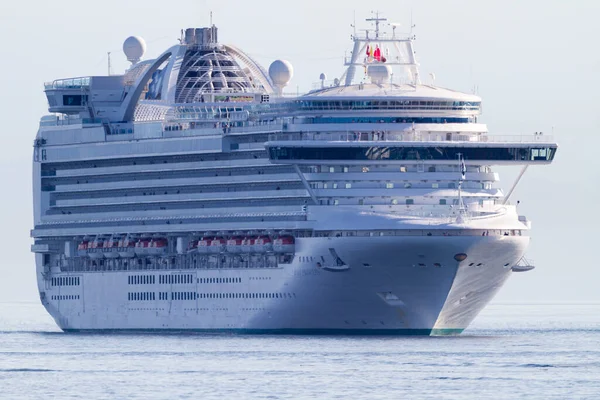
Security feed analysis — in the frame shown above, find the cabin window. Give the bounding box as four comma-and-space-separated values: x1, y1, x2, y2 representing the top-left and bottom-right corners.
386, 182, 394, 189
406, 199, 414, 205
439, 199, 447, 205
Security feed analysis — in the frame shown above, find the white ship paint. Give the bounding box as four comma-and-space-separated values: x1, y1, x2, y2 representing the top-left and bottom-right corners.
32, 15, 557, 335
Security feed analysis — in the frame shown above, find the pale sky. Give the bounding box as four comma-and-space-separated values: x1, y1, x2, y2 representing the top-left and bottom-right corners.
0, 0, 598, 303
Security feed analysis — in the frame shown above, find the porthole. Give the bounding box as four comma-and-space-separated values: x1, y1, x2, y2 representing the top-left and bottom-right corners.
454, 253, 468, 262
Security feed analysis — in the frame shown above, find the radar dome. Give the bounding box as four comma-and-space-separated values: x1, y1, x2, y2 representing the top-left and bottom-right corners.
269, 60, 293, 93
123, 36, 147, 64
368, 64, 392, 84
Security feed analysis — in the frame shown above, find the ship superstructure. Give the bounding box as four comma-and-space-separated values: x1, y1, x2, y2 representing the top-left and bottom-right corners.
31, 17, 557, 334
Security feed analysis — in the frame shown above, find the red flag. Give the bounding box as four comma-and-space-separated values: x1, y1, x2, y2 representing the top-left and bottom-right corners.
374, 46, 381, 61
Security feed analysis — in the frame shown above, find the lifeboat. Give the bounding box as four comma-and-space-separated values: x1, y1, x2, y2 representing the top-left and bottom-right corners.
226, 236, 244, 253
88, 238, 105, 259
186, 239, 199, 254
134, 238, 152, 256
148, 238, 168, 255
77, 241, 89, 257
102, 237, 120, 259
273, 235, 295, 253
208, 237, 226, 253
197, 237, 213, 253
253, 235, 273, 253
241, 236, 255, 253
118, 236, 137, 258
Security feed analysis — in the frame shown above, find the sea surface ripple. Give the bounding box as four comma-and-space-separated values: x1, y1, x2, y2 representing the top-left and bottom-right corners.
0, 303, 598, 399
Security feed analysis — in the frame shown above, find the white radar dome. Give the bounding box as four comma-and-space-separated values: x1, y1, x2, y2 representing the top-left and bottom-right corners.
269, 60, 293, 91
368, 64, 392, 84
123, 36, 147, 64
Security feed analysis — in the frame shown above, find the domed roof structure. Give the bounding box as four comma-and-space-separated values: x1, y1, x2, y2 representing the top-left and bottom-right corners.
123, 36, 147, 64
268, 60, 293, 94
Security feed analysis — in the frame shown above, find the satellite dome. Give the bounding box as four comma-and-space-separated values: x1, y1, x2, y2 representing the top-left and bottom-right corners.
319, 73, 327, 81
368, 64, 392, 84
269, 60, 293, 90
123, 36, 147, 64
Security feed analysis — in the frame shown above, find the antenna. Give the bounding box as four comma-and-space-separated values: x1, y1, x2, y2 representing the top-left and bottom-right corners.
107, 52, 111, 76
366, 10, 387, 39
210, 11, 213, 26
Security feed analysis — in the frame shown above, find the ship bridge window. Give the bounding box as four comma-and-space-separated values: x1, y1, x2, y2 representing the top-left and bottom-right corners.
63, 95, 86, 106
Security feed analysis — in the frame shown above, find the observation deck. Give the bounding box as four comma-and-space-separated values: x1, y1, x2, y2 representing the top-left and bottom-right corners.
266, 132, 557, 165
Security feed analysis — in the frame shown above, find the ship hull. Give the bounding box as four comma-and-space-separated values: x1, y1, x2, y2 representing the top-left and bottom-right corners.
36, 235, 527, 335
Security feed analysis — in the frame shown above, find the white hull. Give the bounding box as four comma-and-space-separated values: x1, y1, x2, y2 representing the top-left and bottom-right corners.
37, 235, 527, 334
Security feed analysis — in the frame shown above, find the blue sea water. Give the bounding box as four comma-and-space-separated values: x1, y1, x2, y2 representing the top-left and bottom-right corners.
0, 303, 599, 399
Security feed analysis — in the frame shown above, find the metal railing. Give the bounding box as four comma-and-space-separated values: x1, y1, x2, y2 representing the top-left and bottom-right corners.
44, 77, 91, 90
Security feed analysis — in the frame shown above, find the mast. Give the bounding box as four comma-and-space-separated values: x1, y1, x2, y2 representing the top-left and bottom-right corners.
342, 13, 420, 86
366, 11, 387, 39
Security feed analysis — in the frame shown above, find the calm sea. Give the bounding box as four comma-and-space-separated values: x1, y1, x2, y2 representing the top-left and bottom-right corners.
0, 302, 598, 399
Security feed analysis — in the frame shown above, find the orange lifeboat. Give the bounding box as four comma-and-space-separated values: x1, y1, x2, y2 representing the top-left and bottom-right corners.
88, 238, 105, 259
103, 237, 120, 258
148, 238, 168, 255
241, 236, 255, 253
197, 237, 213, 253
226, 236, 244, 253
77, 241, 89, 257
134, 238, 152, 256
273, 235, 295, 253
208, 237, 226, 253
118, 236, 136, 258
253, 235, 273, 253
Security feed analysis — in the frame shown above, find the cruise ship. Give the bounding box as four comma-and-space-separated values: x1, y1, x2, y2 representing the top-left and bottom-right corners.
31, 16, 557, 334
